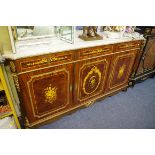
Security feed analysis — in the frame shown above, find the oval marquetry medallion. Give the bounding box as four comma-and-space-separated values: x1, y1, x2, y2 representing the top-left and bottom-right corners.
82, 66, 101, 95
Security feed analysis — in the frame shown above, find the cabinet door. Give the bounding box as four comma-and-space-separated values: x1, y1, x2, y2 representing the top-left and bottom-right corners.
137, 37, 155, 74
143, 37, 155, 70
74, 55, 111, 105
18, 64, 73, 127
106, 50, 137, 93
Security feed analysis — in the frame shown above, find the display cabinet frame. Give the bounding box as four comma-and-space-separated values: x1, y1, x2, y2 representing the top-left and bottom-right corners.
0, 57, 20, 128
8, 26, 75, 54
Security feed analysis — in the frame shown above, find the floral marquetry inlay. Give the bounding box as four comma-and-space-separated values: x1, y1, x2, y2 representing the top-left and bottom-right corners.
26, 58, 48, 67
89, 76, 96, 88
82, 48, 110, 56
44, 85, 57, 104
83, 66, 101, 95
10, 61, 16, 72
117, 64, 126, 79
50, 56, 68, 62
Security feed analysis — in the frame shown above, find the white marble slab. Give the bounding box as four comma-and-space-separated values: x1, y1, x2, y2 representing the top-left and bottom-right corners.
3, 31, 145, 60
0, 56, 5, 63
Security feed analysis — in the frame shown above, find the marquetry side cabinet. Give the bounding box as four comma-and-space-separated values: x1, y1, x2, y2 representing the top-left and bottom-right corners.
8, 40, 143, 128
130, 27, 155, 85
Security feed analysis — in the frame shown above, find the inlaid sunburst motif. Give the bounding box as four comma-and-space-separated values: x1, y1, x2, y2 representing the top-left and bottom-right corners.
89, 76, 96, 88
44, 85, 57, 104
117, 64, 126, 79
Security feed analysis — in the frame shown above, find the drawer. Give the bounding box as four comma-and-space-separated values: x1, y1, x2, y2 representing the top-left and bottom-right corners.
77, 45, 113, 60
12, 51, 74, 73
115, 41, 141, 52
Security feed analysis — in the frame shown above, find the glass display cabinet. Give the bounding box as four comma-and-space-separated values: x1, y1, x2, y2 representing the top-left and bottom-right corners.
10, 26, 74, 53
56, 26, 74, 43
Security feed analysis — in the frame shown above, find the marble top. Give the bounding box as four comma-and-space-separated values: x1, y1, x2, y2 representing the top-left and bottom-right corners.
3, 31, 145, 60
0, 56, 5, 64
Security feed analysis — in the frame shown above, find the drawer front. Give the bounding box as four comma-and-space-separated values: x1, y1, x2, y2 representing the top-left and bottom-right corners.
77, 45, 113, 60
13, 51, 74, 73
115, 41, 141, 52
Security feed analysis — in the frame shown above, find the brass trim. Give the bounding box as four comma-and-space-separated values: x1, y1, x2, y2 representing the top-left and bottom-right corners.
25, 116, 30, 125
20, 55, 71, 70
85, 100, 95, 107
50, 56, 69, 62
22, 58, 48, 68
10, 61, 16, 73
12, 73, 20, 92
117, 43, 140, 49
81, 48, 111, 56
131, 69, 155, 80
16, 48, 140, 75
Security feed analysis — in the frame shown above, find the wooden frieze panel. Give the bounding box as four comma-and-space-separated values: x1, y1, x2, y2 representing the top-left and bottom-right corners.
77, 45, 113, 60
114, 41, 141, 52
13, 51, 74, 73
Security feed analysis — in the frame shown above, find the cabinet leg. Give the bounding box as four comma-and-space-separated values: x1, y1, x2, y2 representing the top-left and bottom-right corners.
85, 100, 95, 107
150, 73, 155, 78
129, 81, 135, 88
122, 88, 127, 92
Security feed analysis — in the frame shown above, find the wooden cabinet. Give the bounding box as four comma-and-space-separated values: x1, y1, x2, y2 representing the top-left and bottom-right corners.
9, 40, 143, 128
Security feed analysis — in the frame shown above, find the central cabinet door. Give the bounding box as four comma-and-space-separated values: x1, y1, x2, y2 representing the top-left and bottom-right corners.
18, 64, 73, 126
74, 55, 112, 105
